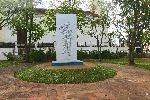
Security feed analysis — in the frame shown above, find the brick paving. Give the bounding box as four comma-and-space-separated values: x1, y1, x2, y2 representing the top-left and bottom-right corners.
0, 63, 150, 100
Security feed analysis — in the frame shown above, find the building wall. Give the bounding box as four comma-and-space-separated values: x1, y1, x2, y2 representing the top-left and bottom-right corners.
0, 15, 126, 60
0, 26, 17, 43
0, 27, 5, 42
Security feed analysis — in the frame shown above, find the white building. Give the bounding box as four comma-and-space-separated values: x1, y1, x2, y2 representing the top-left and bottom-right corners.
0, 8, 128, 60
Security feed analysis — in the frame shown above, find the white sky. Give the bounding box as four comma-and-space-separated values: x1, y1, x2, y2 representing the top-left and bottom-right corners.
36, 0, 112, 10
36, 0, 90, 10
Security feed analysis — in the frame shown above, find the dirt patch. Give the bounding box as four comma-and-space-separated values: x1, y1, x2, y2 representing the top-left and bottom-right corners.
0, 62, 150, 100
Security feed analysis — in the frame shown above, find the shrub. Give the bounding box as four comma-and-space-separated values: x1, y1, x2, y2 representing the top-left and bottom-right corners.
3, 52, 23, 61
77, 50, 88, 60
89, 50, 99, 59
3, 52, 22, 61
77, 50, 128, 60
3, 52, 15, 61
30, 50, 46, 62
117, 51, 128, 58
46, 48, 56, 61
101, 50, 113, 59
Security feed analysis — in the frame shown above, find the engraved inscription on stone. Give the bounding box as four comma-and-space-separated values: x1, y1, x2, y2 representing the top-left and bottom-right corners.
59, 22, 73, 56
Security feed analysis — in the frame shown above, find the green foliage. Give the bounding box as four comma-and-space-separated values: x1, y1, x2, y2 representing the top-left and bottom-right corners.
3, 52, 15, 61
101, 58, 150, 70
8, 6, 45, 43
0, 0, 19, 27
88, 0, 111, 36
117, 51, 128, 58
43, 1, 88, 33
0, 60, 20, 68
15, 65, 116, 84
3, 52, 23, 61
45, 49, 127, 60
113, 0, 150, 65
77, 50, 127, 59
46, 48, 56, 61
142, 31, 150, 45
89, 50, 99, 59
29, 50, 46, 62
135, 63, 150, 70
77, 50, 89, 60
5, 0, 45, 62
101, 50, 112, 59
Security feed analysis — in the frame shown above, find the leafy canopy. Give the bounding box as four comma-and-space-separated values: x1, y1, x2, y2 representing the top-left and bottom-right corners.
43, 0, 88, 33
7, 0, 45, 42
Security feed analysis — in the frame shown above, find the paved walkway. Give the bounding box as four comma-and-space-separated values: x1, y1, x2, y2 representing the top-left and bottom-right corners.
0, 63, 150, 100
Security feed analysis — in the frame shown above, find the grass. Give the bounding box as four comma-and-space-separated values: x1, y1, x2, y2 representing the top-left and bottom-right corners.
0, 60, 20, 68
135, 63, 150, 70
100, 58, 150, 70
15, 65, 116, 84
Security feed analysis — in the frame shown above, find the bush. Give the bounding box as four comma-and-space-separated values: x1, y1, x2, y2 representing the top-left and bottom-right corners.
30, 50, 46, 62
77, 50, 89, 60
15, 65, 117, 84
46, 48, 56, 61
3, 52, 15, 61
31, 49, 128, 61
89, 50, 99, 59
77, 50, 128, 60
117, 51, 128, 58
101, 50, 112, 59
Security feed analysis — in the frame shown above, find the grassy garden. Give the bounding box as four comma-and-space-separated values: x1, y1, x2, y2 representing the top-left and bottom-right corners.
0, 60, 20, 68
100, 58, 150, 70
1, 49, 150, 84
15, 65, 116, 84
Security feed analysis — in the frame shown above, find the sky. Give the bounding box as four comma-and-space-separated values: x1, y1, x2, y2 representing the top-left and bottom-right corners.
36, 0, 112, 10
36, 0, 90, 10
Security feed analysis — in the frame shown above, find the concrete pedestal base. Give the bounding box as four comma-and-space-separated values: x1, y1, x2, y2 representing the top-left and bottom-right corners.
51, 60, 83, 66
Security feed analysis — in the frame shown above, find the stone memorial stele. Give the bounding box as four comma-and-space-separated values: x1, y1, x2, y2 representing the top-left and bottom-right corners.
52, 14, 83, 66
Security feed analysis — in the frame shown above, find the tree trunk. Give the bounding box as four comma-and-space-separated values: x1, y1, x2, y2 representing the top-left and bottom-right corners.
99, 26, 105, 59
128, 44, 135, 65
24, 7, 29, 62
99, 34, 103, 59
26, 1, 34, 62
96, 35, 100, 59
128, 31, 135, 65
24, 30, 28, 62
27, 9, 34, 62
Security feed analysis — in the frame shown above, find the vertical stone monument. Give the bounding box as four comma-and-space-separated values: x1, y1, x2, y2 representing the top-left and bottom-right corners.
52, 14, 83, 66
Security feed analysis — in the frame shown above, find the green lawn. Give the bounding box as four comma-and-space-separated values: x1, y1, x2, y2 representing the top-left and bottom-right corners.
100, 58, 150, 70
0, 60, 20, 68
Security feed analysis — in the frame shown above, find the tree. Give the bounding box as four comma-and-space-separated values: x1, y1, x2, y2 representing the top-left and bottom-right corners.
0, 0, 19, 28
113, 0, 150, 65
143, 31, 150, 45
88, 0, 111, 59
8, 0, 45, 62
43, 0, 88, 33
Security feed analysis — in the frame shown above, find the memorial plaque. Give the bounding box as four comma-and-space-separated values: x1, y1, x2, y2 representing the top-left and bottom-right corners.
52, 14, 83, 66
